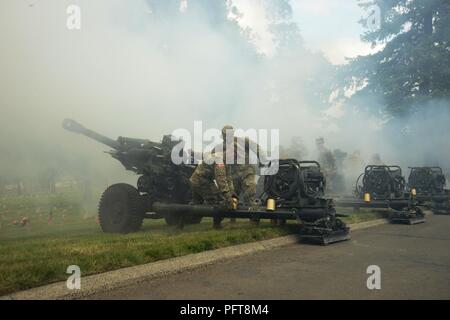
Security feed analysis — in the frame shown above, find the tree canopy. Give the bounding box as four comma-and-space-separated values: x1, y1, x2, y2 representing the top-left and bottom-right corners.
337, 0, 450, 116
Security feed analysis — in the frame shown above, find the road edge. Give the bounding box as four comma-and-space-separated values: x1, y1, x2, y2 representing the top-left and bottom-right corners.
0, 215, 423, 300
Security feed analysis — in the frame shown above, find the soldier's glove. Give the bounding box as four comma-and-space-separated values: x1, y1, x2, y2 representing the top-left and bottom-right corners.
248, 199, 260, 211
231, 193, 239, 209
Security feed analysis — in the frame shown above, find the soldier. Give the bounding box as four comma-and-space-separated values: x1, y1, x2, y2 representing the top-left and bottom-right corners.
228, 127, 268, 205
344, 150, 365, 193
211, 125, 264, 205
346, 150, 365, 171
224, 125, 261, 222
332, 148, 347, 193
316, 137, 337, 193
232, 144, 259, 203
370, 153, 384, 166
213, 125, 266, 223
333, 149, 347, 169
232, 164, 257, 205
280, 136, 308, 160
190, 126, 238, 228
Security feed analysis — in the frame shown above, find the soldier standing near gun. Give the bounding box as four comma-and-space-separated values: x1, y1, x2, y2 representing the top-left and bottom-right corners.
189, 127, 238, 228
316, 137, 337, 193
223, 126, 268, 223
213, 125, 266, 207
344, 150, 365, 192
189, 125, 266, 226
370, 153, 384, 166
230, 132, 265, 223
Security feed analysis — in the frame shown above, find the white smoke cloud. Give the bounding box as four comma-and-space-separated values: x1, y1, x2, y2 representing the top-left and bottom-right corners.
1, 0, 448, 187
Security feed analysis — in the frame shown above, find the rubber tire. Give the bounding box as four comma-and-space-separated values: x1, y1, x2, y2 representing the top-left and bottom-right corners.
98, 183, 144, 233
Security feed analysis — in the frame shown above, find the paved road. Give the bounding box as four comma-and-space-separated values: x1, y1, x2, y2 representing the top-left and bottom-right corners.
90, 215, 450, 299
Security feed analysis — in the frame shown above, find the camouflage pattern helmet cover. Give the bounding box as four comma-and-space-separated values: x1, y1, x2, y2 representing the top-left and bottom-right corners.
222, 125, 234, 137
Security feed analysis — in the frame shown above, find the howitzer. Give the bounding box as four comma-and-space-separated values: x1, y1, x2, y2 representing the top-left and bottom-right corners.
63, 118, 197, 227
63, 120, 350, 244
335, 165, 425, 225
258, 160, 349, 244
150, 159, 350, 245
407, 167, 450, 214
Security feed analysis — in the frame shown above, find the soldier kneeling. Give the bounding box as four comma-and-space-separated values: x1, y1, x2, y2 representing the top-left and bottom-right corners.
189, 150, 238, 229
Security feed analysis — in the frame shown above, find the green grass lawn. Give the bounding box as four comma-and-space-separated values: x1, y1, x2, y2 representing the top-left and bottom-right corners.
338, 207, 388, 224
0, 193, 386, 295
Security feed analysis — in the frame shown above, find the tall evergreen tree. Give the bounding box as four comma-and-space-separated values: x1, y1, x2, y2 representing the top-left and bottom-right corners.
337, 0, 450, 115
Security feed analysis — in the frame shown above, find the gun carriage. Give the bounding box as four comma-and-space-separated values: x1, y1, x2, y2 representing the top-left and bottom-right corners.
335, 165, 425, 224
407, 167, 450, 215
63, 119, 350, 245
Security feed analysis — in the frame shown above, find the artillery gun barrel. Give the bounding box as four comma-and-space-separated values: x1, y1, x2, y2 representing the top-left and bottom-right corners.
62, 118, 121, 150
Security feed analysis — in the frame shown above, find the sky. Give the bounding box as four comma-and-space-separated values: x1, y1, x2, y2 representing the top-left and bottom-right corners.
291, 0, 380, 64
234, 0, 379, 64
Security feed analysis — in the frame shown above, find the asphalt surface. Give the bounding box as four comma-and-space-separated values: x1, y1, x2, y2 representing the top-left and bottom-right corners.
89, 215, 450, 299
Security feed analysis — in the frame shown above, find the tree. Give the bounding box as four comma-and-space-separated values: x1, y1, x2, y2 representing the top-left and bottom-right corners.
337, 0, 450, 115
145, 0, 257, 55
262, 0, 335, 113
264, 0, 303, 51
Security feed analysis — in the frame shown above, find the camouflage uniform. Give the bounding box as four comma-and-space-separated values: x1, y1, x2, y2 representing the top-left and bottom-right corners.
212, 127, 264, 206
192, 125, 265, 225
189, 152, 235, 206
319, 151, 337, 178
345, 150, 365, 172
370, 153, 384, 166
232, 164, 257, 205
331, 149, 347, 193
344, 150, 365, 193
190, 150, 236, 228
233, 136, 265, 205
280, 136, 308, 160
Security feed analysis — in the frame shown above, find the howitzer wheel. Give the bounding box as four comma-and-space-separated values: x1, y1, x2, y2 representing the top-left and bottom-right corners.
99, 183, 144, 233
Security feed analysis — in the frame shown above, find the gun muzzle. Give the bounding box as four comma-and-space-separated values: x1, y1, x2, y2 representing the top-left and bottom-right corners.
62, 118, 86, 134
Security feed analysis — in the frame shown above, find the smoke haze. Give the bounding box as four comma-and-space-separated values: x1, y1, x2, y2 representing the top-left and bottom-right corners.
1, 0, 449, 192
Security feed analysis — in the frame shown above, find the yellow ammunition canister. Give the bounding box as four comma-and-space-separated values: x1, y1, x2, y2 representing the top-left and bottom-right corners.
266, 198, 276, 211
232, 197, 238, 210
